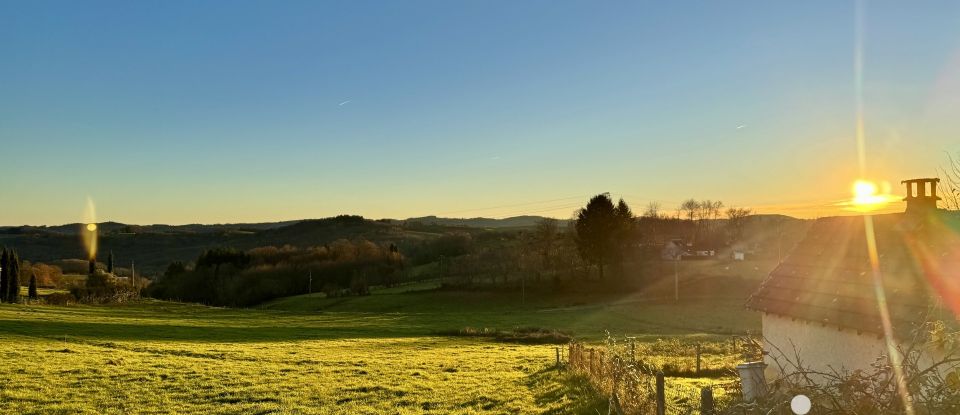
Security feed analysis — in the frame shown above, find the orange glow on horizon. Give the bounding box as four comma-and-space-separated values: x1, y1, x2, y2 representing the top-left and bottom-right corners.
846, 179, 899, 213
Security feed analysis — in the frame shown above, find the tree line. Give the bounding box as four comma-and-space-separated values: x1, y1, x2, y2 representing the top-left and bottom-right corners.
429, 194, 759, 289
147, 240, 405, 307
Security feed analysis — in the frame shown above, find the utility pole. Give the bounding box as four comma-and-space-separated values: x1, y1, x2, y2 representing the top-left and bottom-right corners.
674, 255, 680, 302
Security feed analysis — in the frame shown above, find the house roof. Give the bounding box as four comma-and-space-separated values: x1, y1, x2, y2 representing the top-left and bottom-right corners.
746, 210, 960, 337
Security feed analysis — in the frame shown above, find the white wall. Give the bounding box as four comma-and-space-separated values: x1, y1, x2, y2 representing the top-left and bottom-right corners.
762, 313, 888, 381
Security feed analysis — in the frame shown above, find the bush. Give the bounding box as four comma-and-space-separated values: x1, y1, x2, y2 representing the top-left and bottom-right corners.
44, 292, 77, 305
435, 326, 572, 345
70, 272, 137, 304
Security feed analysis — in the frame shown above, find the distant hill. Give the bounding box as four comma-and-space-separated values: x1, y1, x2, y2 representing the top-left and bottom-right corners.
398, 215, 569, 229
1, 220, 299, 236
0, 213, 808, 275
0, 215, 558, 275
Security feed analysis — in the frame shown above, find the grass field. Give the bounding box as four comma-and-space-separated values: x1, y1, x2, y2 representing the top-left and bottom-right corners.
0, 262, 765, 414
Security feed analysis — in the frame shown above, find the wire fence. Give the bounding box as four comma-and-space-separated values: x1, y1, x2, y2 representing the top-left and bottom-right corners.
563, 337, 757, 415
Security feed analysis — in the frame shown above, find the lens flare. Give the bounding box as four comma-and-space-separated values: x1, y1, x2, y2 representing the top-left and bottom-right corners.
845, 180, 898, 212
82, 198, 98, 261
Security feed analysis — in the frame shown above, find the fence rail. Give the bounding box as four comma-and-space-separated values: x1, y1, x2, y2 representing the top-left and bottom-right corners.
565, 340, 743, 415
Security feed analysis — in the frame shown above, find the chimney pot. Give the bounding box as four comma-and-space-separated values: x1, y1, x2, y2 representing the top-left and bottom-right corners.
902, 178, 940, 213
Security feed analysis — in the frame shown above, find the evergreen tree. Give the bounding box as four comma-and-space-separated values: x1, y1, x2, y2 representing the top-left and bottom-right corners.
7, 250, 20, 303
28, 274, 38, 299
107, 251, 115, 274
574, 194, 620, 279
0, 248, 7, 303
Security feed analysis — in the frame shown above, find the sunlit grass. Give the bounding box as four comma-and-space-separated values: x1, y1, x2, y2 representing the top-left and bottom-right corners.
0, 271, 759, 414
0, 302, 598, 414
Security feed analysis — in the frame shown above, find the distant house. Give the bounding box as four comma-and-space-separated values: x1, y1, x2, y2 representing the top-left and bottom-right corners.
746, 178, 959, 381
661, 238, 716, 261
661, 238, 687, 260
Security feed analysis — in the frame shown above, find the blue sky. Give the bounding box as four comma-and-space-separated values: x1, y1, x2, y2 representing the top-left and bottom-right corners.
2, 1, 960, 224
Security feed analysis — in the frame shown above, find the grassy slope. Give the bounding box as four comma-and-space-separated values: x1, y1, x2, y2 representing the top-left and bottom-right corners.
0, 302, 607, 415
0, 259, 768, 414
263, 290, 758, 340
263, 259, 767, 341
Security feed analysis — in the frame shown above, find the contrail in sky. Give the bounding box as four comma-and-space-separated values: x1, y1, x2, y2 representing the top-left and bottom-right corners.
339, 100, 351, 106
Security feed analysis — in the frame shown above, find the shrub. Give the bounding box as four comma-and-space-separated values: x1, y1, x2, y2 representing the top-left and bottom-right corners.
45, 292, 77, 305
435, 327, 572, 344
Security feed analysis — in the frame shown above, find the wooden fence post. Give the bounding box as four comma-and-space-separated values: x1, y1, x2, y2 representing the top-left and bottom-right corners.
656, 372, 665, 415
696, 343, 702, 375
630, 338, 636, 364
590, 348, 595, 376
598, 351, 604, 378
556, 347, 560, 368
701, 387, 714, 415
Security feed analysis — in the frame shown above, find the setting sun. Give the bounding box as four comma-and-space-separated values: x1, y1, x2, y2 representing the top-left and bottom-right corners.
848, 179, 899, 212
853, 180, 880, 203
86, 223, 97, 232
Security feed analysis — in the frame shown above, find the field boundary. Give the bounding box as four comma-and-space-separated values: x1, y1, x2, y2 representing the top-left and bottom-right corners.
563, 341, 743, 414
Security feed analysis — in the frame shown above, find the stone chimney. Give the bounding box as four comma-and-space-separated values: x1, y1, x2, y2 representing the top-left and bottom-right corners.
902, 178, 940, 214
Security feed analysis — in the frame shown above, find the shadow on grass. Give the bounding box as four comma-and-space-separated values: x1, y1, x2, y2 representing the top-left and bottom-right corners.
0, 318, 426, 343
526, 366, 606, 415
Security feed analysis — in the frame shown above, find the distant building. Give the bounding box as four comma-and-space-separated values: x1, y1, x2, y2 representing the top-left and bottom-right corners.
746, 178, 958, 381
661, 238, 716, 261
661, 238, 687, 260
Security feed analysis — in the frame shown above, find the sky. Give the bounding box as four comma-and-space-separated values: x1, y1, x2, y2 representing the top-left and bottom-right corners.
2, 1, 960, 225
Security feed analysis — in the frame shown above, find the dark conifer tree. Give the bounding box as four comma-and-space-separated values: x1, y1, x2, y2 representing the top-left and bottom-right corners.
574, 194, 619, 279
7, 251, 20, 303
0, 248, 7, 303
107, 251, 115, 274
28, 274, 38, 299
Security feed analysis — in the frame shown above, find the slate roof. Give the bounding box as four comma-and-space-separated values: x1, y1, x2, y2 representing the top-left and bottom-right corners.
746, 210, 960, 338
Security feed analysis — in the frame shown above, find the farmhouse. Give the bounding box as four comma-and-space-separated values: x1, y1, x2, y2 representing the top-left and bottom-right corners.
746, 178, 960, 381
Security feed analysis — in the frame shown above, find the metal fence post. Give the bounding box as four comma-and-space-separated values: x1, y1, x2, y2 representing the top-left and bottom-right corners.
656, 372, 665, 415
701, 387, 714, 415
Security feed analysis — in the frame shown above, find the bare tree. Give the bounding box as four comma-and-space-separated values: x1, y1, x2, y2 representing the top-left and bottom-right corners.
642, 201, 662, 219
939, 152, 960, 210
710, 201, 724, 220
726, 207, 752, 243
533, 218, 558, 276
681, 199, 699, 222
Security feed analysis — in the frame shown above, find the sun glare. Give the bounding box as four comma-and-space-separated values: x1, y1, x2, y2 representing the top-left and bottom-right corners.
82, 198, 98, 260
848, 179, 897, 212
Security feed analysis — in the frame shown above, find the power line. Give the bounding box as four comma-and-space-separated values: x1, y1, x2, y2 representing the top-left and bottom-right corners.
435, 195, 591, 216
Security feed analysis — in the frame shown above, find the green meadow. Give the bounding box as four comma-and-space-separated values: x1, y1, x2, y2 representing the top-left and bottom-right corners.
0, 276, 758, 414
